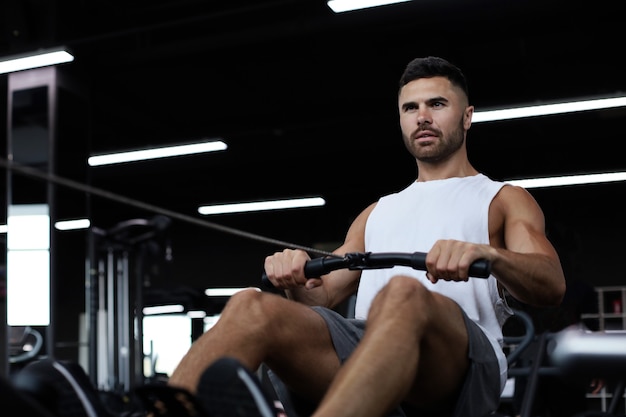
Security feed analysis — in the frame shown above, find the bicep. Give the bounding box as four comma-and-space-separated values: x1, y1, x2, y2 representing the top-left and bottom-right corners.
500, 186, 559, 259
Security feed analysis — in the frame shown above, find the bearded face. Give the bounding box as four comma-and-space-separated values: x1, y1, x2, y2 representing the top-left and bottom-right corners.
397, 77, 471, 165
402, 115, 466, 163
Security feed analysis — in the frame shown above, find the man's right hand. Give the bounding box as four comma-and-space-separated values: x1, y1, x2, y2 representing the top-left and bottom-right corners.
263, 249, 312, 289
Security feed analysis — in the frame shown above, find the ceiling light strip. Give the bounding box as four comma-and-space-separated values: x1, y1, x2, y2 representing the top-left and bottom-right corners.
0, 48, 74, 75
88, 140, 227, 166
205, 287, 260, 297
198, 197, 326, 215
507, 172, 626, 189
143, 304, 185, 315
55, 219, 91, 230
327, 0, 411, 13
473, 97, 626, 123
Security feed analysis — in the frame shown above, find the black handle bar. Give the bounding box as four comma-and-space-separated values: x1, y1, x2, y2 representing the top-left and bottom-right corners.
261, 251, 491, 291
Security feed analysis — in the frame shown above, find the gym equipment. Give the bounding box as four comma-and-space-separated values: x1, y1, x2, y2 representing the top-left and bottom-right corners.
86, 216, 172, 394
9, 326, 44, 366
551, 328, 626, 416
261, 250, 491, 291
10, 358, 142, 417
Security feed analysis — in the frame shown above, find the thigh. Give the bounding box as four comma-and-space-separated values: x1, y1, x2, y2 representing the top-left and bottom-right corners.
257, 296, 344, 402
409, 291, 471, 407
176, 290, 342, 400
404, 293, 500, 416
364, 277, 472, 409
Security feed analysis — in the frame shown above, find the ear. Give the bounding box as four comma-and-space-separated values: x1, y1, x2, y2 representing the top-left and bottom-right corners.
463, 105, 474, 130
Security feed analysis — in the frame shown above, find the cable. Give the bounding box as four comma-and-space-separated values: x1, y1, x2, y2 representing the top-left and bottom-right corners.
0, 157, 337, 258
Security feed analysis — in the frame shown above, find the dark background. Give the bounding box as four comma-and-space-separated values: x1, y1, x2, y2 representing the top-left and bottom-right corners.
1, 0, 626, 359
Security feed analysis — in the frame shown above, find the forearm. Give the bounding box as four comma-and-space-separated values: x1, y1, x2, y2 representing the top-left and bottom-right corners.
491, 248, 566, 307
286, 269, 360, 309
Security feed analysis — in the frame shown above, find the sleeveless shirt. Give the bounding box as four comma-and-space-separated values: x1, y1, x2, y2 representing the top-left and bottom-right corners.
353, 174, 512, 390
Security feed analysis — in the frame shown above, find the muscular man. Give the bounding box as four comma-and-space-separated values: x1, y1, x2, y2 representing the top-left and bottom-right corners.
168, 56, 565, 417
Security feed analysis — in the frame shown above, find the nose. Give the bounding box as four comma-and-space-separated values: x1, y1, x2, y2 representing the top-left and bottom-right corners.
416, 109, 431, 126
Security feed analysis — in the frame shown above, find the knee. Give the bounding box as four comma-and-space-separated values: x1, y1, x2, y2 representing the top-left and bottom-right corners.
223, 287, 267, 315
374, 275, 432, 312
220, 288, 283, 328
386, 275, 429, 300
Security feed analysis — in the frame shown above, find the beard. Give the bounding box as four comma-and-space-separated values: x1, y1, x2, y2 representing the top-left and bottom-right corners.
402, 118, 465, 163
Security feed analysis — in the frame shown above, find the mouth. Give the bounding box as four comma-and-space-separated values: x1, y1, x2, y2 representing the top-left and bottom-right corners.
414, 130, 437, 142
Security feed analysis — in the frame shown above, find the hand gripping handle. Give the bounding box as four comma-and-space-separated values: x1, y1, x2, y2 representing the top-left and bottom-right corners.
260, 252, 491, 291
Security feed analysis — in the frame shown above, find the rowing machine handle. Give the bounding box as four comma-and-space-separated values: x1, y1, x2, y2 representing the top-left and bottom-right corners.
260, 257, 348, 292
260, 252, 491, 291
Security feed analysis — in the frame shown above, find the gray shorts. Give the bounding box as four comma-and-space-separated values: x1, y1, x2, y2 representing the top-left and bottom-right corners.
310, 306, 502, 417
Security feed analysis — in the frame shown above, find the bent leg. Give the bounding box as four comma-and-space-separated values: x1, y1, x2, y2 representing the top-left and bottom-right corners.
169, 288, 340, 403
313, 276, 471, 417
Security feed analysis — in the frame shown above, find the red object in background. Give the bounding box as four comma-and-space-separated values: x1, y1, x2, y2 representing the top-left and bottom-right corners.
612, 299, 622, 314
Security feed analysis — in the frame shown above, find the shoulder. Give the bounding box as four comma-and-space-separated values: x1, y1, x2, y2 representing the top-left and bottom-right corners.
495, 183, 539, 206
492, 184, 545, 221
354, 202, 378, 225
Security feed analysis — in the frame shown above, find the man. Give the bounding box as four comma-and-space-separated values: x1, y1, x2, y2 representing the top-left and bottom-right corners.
168, 56, 566, 417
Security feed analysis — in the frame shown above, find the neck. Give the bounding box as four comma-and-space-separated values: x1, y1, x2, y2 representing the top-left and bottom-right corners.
415, 157, 478, 182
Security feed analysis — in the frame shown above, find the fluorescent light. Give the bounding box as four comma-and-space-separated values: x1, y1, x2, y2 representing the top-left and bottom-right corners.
328, 0, 411, 13
88, 140, 227, 166
198, 197, 326, 215
205, 287, 261, 297
473, 96, 626, 123
507, 171, 626, 189
0, 219, 91, 232
55, 218, 91, 230
0, 48, 74, 75
143, 304, 185, 315
187, 310, 207, 319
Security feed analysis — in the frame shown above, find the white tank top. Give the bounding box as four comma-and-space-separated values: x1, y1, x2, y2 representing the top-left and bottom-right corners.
354, 174, 512, 390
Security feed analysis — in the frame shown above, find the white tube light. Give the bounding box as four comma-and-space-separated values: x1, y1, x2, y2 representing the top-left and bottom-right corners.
198, 197, 326, 215
88, 140, 227, 166
0, 219, 90, 232
507, 172, 626, 189
55, 218, 91, 230
0, 48, 74, 75
473, 96, 626, 123
143, 304, 185, 315
327, 0, 411, 13
205, 287, 261, 297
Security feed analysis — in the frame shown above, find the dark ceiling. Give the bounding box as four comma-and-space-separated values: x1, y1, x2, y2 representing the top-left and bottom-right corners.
2, 0, 626, 291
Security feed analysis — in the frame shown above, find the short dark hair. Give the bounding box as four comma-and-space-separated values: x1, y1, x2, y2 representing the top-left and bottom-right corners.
398, 56, 469, 99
